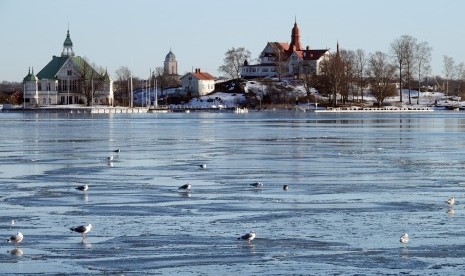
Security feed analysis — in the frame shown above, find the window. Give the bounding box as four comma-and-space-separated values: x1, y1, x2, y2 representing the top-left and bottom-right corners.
38, 82, 42, 91
67, 70, 72, 76
43, 98, 46, 104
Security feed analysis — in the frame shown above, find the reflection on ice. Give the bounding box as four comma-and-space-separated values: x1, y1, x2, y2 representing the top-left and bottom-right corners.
8, 248, 24, 257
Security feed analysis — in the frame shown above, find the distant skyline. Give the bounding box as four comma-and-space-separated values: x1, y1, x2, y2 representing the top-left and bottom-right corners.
1, 0, 464, 82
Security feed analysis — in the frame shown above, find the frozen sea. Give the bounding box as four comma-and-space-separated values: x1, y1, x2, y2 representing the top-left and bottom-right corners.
1, 110, 465, 275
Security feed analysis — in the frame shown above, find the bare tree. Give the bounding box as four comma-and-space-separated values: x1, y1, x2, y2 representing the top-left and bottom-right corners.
219, 47, 251, 79
299, 62, 315, 98
391, 35, 409, 103
414, 41, 432, 104
402, 35, 417, 104
367, 51, 397, 107
354, 49, 367, 102
340, 49, 355, 104
114, 66, 131, 106
442, 55, 455, 97
268, 43, 288, 82
74, 57, 106, 106
455, 62, 465, 97
318, 51, 345, 106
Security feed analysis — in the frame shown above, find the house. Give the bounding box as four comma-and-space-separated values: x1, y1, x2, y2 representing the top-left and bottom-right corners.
22, 29, 113, 107
180, 69, 215, 96
240, 20, 330, 79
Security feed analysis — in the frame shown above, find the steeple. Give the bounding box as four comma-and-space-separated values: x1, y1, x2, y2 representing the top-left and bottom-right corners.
289, 19, 302, 52
62, 28, 75, 57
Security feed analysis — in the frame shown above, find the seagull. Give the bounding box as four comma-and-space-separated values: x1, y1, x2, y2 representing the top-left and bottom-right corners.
179, 183, 191, 191
70, 224, 93, 239
237, 231, 256, 242
76, 184, 88, 192
6, 232, 23, 247
198, 164, 207, 169
250, 182, 263, 188
107, 156, 114, 162
283, 184, 289, 191
447, 197, 455, 206
400, 233, 409, 244
113, 149, 120, 153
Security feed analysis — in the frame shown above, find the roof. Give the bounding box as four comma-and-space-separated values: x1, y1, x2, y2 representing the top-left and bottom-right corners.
192, 72, 215, 80
63, 29, 73, 47
302, 49, 329, 60
23, 69, 38, 82
165, 50, 176, 62
36, 55, 101, 79
181, 71, 215, 81
36, 56, 69, 79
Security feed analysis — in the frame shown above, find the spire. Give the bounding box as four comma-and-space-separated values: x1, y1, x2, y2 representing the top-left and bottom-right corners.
289, 19, 302, 52
62, 27, 75, 57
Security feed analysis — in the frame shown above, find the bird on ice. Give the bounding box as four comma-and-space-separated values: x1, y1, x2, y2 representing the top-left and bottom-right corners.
198, 164, 207, 169
107, 156, 114, 162
283, 184, 289, 191
250, 182, 263, 188
179, 183, 191, 191
237, 231, 256, 242
399, 233, 409, 244
76, 184, 88, 192
6, 232, 23, 247
70, 224, 93, 239
113, 149, 120, 153
446, 197, 455, 206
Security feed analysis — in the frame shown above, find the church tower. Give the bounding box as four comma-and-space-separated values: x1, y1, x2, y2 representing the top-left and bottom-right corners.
61, 29, 75, 57
164, 49, 178, 75
289, 19, 302, 52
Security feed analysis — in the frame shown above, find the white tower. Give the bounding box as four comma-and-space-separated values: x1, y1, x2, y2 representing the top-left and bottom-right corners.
164, 50, 178, 75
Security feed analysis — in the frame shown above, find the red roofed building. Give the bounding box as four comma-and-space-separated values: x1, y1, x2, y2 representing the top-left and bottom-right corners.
180, 68, 216, 96
240, 20, 329, 79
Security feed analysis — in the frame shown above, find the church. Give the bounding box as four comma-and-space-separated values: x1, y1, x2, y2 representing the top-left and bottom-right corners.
240, 20, 329, 79
23, 29, 113, 107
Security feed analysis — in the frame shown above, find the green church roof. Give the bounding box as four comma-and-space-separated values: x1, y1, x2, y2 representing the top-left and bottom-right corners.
23, 68, 38, 81
63, 30, 73, 47
36, 56, 68, 79
36, 55, 102, 80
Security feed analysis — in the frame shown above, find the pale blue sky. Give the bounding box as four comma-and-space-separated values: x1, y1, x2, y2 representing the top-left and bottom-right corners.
1, 0, 464, 82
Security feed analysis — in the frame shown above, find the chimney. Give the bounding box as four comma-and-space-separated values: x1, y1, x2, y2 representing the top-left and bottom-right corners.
195, 68, 200, 73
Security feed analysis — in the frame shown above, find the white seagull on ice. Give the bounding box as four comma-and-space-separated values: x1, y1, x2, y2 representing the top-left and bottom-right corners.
76, 184, 88, 192
446, 197, 455, 206
179, 183, 191, 191
400, 233, 409, 244
6, 232, 23, 247
70, 224, 93, 239
237, 231, 256, 242
250, 182, 263, 188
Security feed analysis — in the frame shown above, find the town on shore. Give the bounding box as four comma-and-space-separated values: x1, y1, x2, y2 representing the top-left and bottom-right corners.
1, 20, 464, 113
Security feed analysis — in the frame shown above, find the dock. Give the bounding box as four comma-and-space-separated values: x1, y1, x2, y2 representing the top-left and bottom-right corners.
315, 106, 433, 113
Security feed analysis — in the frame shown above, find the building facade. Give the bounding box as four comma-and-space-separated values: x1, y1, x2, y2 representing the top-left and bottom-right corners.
240, 21, 330, 79
23, 29, 113, 107
180, 68, 215, 96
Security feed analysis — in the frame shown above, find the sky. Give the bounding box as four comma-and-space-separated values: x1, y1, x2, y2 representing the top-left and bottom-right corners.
1, 0, 464, 82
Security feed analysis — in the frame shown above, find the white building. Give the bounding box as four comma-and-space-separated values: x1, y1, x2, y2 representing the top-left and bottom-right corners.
180, 69, 215, 96
240, 21, 330, 79
23, 29, 113, 107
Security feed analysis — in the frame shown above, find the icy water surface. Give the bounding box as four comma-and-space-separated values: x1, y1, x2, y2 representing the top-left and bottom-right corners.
1, 111, 465, 275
